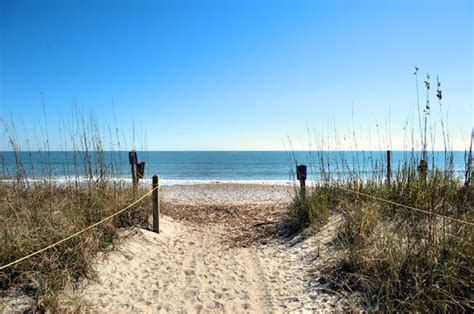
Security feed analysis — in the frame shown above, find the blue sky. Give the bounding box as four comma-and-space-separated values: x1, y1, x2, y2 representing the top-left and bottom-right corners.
1, 0, 472, 151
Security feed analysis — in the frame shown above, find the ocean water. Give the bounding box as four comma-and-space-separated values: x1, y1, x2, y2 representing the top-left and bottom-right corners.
0, 151, 468, 185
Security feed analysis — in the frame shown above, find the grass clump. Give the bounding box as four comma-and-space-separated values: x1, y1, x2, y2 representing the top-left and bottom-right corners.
332, 180, 473, 311
0, 182, 150, 310
0, 112, 152, 311
289, 187, 331, 231
290, 70, 473, 311
295, 162, 473, 311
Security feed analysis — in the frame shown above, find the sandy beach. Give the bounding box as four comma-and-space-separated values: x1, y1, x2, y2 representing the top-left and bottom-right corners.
63, 183, 351, 312
2, 183, 352, 312
161, 183, 295, 205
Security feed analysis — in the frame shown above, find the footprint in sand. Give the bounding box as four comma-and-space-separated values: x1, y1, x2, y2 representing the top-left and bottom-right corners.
184, 269, 195, 276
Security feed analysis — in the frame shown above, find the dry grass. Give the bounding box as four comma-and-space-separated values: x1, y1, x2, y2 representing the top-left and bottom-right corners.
0, 111, 155, 310
294, 166, 473, 311
0, 182, 150, 310
288, 71, 473, 311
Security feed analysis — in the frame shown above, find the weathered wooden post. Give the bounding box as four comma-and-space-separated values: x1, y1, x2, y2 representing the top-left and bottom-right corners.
297, 164, 307, 196
137, 161, 145, 179
129, 150, 138, 192
129, 150, 145, 192
386, 150, 391, 186
152, 175, 160, 233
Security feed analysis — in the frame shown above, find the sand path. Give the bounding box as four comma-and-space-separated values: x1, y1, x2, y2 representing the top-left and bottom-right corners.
73, 218, 346, 312
66, 184, 350, 312
2, 184, 352, 312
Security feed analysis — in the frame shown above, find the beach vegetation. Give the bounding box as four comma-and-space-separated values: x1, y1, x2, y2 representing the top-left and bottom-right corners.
0, 114, 150, 310
291, 71, 473, 311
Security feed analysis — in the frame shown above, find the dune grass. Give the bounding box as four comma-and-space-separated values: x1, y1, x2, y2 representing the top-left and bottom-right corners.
0, 113, 152, 310
0, 183, 150, 310
291, 152, 473, 311
288, 73, 474, 311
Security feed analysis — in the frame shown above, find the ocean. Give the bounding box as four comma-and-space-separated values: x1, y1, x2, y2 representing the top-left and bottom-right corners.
0, 151, 468, 185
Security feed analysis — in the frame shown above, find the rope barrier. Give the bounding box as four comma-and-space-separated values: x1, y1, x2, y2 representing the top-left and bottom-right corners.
2, 182, 470, 271
330, 189, 472, 243
0, 187, 158, 271
335, 186, 474, 227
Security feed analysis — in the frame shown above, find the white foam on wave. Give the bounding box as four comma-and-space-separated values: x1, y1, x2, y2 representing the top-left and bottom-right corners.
0, 176, 295, 187
2, 168, 467, 188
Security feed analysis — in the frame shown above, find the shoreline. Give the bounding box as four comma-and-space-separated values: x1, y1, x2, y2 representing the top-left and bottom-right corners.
0, 178, 296, 187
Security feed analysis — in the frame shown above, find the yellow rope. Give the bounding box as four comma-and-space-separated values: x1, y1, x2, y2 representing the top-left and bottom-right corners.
336, 186, 474, 227
0, 187, 158, 270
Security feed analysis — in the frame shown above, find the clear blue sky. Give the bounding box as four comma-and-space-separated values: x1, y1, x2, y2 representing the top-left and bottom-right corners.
1, 0, 472, 151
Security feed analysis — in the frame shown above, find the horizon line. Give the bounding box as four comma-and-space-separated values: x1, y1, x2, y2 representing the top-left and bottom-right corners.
0, 149, 469, 153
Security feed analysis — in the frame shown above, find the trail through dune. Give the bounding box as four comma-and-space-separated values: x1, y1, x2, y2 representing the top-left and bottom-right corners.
72, 213, 348, 312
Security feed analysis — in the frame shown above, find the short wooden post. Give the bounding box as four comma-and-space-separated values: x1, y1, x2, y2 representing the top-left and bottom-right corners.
136, 162, 145, 179
129, 151, 138, 192
297, 164, 307, 196
386, 150, 391, 186
152, 175, 160, 233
